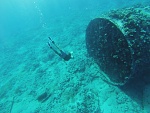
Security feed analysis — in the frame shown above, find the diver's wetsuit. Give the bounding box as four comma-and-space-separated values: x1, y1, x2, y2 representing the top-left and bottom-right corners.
48, 37, 71, 61
60, 50, 71, 61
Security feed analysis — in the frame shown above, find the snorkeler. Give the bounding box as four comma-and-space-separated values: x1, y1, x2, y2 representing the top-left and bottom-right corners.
47, 37, 73, 61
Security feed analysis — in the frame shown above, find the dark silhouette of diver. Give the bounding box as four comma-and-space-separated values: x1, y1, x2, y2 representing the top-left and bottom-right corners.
48, 37, 73, 61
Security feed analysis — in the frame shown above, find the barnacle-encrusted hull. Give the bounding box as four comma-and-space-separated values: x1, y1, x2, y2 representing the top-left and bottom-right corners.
86, 4, 150, 86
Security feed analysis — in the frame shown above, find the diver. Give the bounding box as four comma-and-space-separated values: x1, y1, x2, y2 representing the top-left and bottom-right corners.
47, 37, 73, 61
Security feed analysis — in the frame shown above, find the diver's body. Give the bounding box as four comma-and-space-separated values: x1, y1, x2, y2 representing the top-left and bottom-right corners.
48, 37, 72, 61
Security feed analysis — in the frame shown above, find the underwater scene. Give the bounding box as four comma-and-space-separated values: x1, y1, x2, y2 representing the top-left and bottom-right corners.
0, 0, 150, 113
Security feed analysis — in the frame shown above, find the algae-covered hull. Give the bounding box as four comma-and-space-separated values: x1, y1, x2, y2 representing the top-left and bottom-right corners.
86, 4, 150, 86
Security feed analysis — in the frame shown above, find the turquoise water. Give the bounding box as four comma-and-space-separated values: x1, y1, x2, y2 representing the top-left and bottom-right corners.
0, 0, 150, 113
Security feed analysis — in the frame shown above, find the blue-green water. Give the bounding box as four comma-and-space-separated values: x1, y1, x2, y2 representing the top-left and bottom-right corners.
0, 0, 148, 40
0, 0, 150, 113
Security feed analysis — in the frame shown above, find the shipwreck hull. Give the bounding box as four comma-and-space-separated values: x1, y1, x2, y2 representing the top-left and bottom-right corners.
86, 4, 150, 85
